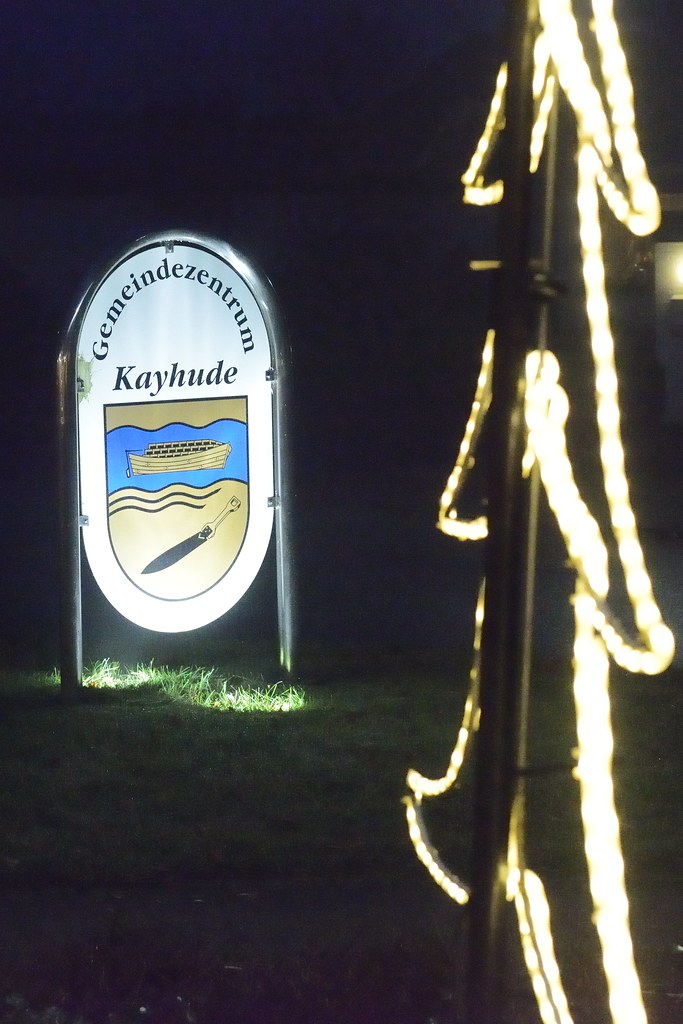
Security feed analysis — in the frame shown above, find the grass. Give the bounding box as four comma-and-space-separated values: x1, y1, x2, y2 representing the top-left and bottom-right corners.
0, 656, 681, 1023
0, 659, 469, 885
78, 659, 308, 713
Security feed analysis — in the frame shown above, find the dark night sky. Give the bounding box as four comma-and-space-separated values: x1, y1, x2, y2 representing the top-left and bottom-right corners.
2, 1, 500, 116
1, 1, 681, 667
3, 0, 679, 211
1, 0, 677, 246
1, 1, 679, 119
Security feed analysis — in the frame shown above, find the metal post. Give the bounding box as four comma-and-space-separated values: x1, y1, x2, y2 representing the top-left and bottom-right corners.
272, 347, 295, 680
466, 1, 538, 1021
517, 80, 560, 824
56, 343, 83, 699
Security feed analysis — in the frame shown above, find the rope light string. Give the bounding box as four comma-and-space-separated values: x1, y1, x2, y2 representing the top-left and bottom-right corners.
437, 329, 493, 540
508, 798, 574, 1024
509, 868, 574, 1024
403, 580, 484, 904
572, 582, 648, 1024
405, 3, 674, 1023
461, 64, 507, 206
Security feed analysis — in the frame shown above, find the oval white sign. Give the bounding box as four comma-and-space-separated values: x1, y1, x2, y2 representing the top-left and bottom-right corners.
75, 234, 276, 632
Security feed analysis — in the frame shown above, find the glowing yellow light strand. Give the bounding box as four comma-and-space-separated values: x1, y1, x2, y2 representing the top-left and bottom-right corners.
508, 801, 574, 1024
462, 38, 557, 203
572, 584, 647, 1024
525, 348, 673, 672
524, 348, 670, 1023
530, 69, 557, 175
530, 30, 556, 175
523, 350, 669, 1023
438, 330, 493, 540
574, 141, 673, 673
402, 581, 484, 904
407, 580, 483, 801
525, 350, 610, 600
403, 797, 470, 905
462, 63, 507, 206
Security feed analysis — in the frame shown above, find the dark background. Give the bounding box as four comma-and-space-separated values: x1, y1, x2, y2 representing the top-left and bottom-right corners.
1, 0, 681, 672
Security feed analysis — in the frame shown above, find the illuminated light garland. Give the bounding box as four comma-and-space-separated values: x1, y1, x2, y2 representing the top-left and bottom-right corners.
403, 796, 470, 905
407, 582, 484, 801
532, 30, 551, 102
574, 141, 674, 672
590, 0, 659, 235
512, 870, 575, 1024
462, 34, 558, 201
464, 181, 505, 206
530, 70, 557, 175
403, 582, 484, 904
524, 351, 610, 600
524, 356, 673, 675
508, 805, 574, 1024
540, 0, 613, 164
405, 1, 675, 1022
405, 688, 478, 799
572, 584, 647, 1024
438, 329, 493, 540
462, 64, 507, 206
530, 31, 556, 175
540, 0, 660, 237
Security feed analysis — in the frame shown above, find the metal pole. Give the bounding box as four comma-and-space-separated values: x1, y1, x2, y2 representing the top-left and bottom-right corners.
466, 1, 538, 1021
272, 349, 295, 681
518, 81, 559, 797
56, 342, 83, 699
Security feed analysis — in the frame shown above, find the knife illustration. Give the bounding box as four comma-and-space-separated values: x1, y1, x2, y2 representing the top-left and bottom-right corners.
141, 496, 242, 574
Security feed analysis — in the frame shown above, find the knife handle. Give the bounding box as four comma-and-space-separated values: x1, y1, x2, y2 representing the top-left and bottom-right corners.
202, 496, 242, 538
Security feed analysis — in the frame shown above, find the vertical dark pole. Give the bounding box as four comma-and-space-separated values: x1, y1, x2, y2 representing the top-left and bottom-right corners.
466, 2, 538, 1021
517, 82, 559, 822
57, 343, 83, 699
272, 351, 295, 681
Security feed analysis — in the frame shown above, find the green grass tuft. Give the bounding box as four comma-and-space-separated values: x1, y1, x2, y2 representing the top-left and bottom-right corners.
76, 659, 306, 712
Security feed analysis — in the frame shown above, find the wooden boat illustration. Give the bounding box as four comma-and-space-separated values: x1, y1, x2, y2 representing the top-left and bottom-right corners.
126, 438, 232, 476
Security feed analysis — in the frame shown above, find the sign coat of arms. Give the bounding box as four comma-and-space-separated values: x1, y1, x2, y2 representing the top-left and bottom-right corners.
75, 235, 277, 632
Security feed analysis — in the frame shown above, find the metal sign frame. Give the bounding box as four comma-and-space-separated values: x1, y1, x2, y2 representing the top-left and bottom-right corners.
57, 231, 294, 696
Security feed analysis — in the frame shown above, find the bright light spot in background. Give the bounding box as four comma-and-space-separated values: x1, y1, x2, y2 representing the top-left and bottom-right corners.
675, 256, 683, 287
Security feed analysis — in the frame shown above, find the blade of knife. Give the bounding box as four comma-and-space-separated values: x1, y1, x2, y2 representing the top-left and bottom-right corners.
141, 528, 210, 574
140, 496, 242, 575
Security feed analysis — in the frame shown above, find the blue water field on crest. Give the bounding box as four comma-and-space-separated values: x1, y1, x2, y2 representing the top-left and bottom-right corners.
106, 419, 248, 495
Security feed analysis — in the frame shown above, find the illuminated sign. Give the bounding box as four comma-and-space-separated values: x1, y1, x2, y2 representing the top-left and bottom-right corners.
73, 233, 279, 632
